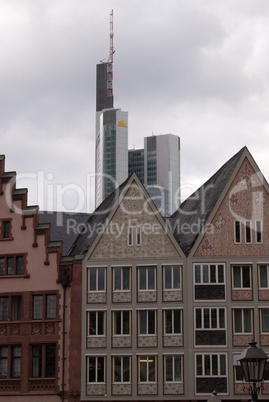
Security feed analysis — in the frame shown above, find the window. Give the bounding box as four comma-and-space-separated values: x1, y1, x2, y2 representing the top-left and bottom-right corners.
113, 267, 130, 291
138, 310, 156, 335
138, 266, 156, 290
164, 309, 182, 334
0, 255, 24, 276
0, 347, 7, 378
194, 264, 224, 284
46, 295, 56, 319
0, 220, 11, 239
195, 308, 225, 329
260, 308, 269, 333
138, 356, 156, 382
196, 353, 226, 377
164, 355, 183, 382
0, 346, 21, 379
33, 295, 43, 320
33, 294, 57, 320
87, 356, 105, 383
233, 354, 243, 381
235, 221, 241, 243
233, 309, 252, 333
128, 227, 141, 246
0, 297, 9, 321
113, 356, 131, 383
245, 220, 251, 243
11, 347, 21, 378
0, 296, 22, 321
259, 264, 269, 288
232, 265, 251, 288
88, 267, 106, 291
163, 265, 181, 289
11, 296, 22, 321
113, 311, 130, 335
88, 311, 105, 336
32, 344, 56, 378
256, 220, 262, 243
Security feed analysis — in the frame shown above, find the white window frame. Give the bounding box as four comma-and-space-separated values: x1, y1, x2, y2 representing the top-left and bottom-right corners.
86, 356, 106, 383
234, 220, 241, 243
164, 354, 183, 383
138, 310, 156, 335
233, 308, 253, 334
194, 263, 225, 285
245, 220, 252, 243
163, 309, 183, 335
163, 265, 182, 290
255, 220, 263, 243
112, 310, 131, 335
259, 264, 269, 288
128, 227, 142, 246
87, 311, 106, 336
138, 355, 157, 383
195, 353, 227, 377
232, 265, 252, 289
112, 355, 131, 383
87, 267, 106, 292
138, 266, 156, 291
112, 267, 131, 291
195, 307, 226, 330
260, 308, 269, 333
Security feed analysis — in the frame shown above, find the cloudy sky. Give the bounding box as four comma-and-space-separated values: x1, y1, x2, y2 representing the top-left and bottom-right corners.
1, 0, 269, 212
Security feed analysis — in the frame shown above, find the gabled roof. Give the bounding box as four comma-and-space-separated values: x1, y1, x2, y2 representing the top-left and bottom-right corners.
167, 147, 246, 254
67, 176, 130, 256
39, 211, 89, 255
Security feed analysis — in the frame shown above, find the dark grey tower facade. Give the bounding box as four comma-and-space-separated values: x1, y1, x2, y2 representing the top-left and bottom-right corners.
96, 63, 114, 112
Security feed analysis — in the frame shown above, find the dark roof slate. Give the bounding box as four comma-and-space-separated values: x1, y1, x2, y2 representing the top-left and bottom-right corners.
166, 147, 246, 254
39, 211, 89, 255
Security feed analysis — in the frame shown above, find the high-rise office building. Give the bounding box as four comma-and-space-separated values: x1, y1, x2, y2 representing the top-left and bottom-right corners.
128, 134, 180, 215
95, 12, 128, 208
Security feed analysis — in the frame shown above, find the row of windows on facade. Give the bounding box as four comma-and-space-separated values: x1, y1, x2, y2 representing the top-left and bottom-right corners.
1, 349, 268, 393
86, 308, 269, 337
87, 264, 269, 293
0, 294, 57, 321
86, 354, 269, 387
0, 344, 56, 379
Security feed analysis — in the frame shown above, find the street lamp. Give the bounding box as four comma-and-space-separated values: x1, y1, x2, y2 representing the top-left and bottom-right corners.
238, 339, 268, 401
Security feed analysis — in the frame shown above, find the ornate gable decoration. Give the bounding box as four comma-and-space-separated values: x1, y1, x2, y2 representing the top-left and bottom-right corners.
88, 179, 182, 260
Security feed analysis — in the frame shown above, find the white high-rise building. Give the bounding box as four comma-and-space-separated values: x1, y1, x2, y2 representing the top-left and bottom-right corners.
128, 134, 180, 216
95, 61, 128, 208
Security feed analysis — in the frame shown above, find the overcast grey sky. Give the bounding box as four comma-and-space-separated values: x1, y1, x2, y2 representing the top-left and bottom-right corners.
1, 0, 269, 212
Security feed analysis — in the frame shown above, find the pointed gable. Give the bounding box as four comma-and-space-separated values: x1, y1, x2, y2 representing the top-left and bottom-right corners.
72, 173, 184, 261
169, 147, 245, 254
191, 149, 269, 257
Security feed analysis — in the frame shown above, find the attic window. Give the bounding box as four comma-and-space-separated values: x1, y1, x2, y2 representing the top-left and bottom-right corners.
128, 226, 142, 246
234, 221, 241, 243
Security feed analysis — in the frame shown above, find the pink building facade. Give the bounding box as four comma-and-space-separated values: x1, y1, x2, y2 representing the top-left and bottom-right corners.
0, 155, 82, 401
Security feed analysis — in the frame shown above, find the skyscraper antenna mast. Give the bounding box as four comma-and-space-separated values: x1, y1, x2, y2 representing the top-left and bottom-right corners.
106, 10, 114, 97
107, 9, 114, 63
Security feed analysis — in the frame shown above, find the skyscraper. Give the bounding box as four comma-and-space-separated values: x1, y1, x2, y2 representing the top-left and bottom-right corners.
128, 134, 180, 215
95, 12, 128, 208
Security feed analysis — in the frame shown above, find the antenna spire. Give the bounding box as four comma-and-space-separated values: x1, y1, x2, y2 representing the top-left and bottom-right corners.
107, 9, 114, 63
106, 10, 114, 97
